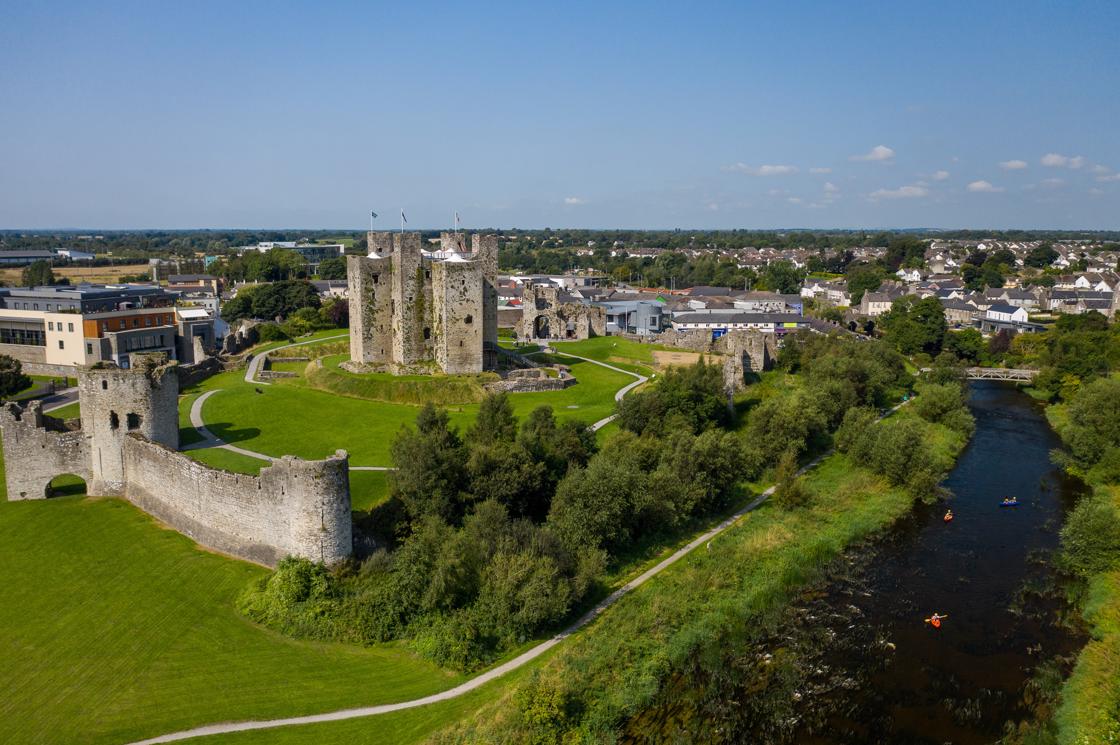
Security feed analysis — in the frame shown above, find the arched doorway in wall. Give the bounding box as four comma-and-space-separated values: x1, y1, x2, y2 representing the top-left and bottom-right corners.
534, 315, 551, 339
45, 474, 87, 498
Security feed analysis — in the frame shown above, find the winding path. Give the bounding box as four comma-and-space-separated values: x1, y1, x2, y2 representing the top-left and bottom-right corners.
184, 390, 393, 470
134, 368, 910, 744
244, 333, 349, 385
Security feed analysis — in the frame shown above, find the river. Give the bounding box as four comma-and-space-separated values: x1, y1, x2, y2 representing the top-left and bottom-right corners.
625, 382, 1087, 744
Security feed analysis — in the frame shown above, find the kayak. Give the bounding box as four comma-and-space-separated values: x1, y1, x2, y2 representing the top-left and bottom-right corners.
943, 513, 953, 522
1000, 499, 1020, 507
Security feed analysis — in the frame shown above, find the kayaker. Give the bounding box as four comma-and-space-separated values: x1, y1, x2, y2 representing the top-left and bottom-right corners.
944, 509, 953, 522
926, 612, 948, 628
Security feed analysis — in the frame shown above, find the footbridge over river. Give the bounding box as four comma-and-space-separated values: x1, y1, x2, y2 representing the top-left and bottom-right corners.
963, 367, 1038, 381
920, 366, 1038, 382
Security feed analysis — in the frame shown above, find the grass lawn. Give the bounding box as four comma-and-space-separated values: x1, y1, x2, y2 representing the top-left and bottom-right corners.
188, 353, 631, 466
44, 401, 80, 420
349, 470, 390, 512
0, 444, 466, 745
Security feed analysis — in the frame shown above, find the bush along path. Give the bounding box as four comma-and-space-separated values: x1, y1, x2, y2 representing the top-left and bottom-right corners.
128, 395, 911, 745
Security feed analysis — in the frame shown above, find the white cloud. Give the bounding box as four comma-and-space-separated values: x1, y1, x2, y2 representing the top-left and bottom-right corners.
563, 196, 586, 205
1096, 172, 1120, 182
966, 180, 1004, 193
823, 182, 840, 194
706, 202, 719, 211
767, 188, 788, 196
787, 197, 803, 204
932, 170, 950, 181
850, 145, 895, 162
1040, 178, 1065, 187
1040, 152, 1087, 169
1092, 164, 1110, 175
999, 159, 1028, 170
723, 162, 798, 176
809, 167, 832, 174
869, 184, 928, 200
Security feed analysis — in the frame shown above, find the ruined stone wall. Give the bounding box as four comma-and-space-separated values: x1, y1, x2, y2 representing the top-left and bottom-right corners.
79, 356, 179, 495
347, 254, 394, 364
518, 285, 606, 340
177, 357, 224, 388
0, 401, 90, 500
122, 438, 352, 566
432, 260, 484, 374
656, 329, 776, 393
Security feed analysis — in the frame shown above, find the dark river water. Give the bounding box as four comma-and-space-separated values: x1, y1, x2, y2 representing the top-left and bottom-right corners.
626, 382, 1088, 744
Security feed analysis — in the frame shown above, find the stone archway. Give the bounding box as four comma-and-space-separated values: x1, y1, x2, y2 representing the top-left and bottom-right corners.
45, 473, 87, 498
534, 315, 551, 339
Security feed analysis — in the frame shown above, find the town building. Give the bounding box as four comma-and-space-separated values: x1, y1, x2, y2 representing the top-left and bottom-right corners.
671, 310, 809, 335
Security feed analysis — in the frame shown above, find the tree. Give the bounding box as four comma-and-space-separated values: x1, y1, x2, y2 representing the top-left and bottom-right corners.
21, 260, 54, 286
880, 296, 947, 355
616, 359, 728, 435
759, 260, 803, 294
845, 263, 885, 305
390, 405, 469, 524
469, 393, 518, 446
317, 257, 347, 280
0, 355, 31, 398
943, 328, 984, 363
1025, 244, 1059, 268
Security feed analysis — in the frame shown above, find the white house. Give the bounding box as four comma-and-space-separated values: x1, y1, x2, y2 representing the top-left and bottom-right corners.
985, 303, 1028, 324
896, 267, 923, 283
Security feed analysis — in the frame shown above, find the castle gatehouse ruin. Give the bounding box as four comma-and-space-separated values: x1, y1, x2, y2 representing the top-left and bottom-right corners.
0, 354, 351, 566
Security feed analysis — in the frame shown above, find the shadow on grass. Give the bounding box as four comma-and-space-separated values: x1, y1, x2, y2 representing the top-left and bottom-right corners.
201, 423, 262, 445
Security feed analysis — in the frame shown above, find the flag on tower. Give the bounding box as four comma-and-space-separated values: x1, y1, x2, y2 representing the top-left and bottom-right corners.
371, 210, 378, 219
401, 210, 407, 223
455, 211, 461, 227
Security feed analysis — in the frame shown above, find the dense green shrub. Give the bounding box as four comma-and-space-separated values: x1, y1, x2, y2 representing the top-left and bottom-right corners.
617, 358, 728, 435
1060, 491, 1120, 577
0, 355, 32, 398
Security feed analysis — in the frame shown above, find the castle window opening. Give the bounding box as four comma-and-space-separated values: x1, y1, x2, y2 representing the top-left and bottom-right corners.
101, 380, 108, 390
126, 413, 142, 430
425, 269, 431, 279
372, 274, 379, 284
109, 411, 119, 430
464, 314, 473, 325
423, 327, 431, 340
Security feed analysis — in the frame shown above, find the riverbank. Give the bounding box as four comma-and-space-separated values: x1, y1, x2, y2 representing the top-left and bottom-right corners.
1055, 486, 1120, 744
427, 407, 969, 743
1044, 392, 1120, 745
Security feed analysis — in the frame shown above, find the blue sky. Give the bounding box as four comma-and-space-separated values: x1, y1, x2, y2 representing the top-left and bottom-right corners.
1, 1, 1118, 230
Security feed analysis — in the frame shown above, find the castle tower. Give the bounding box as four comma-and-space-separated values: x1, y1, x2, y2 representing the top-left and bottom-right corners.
79, 354, 179, 495
473, 234, 500, 369
390, 232, 429, 367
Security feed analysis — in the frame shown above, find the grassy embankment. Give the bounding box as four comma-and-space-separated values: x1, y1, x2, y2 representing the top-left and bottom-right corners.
1045, 403, 1120, 745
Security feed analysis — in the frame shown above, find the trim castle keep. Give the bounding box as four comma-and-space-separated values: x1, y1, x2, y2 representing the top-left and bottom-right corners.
347, 231, 499, 374
0, 355, 351, 566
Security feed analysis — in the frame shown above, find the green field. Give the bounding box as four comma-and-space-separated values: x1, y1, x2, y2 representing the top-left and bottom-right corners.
185, 342, 635, 468
0, 485, 469, 745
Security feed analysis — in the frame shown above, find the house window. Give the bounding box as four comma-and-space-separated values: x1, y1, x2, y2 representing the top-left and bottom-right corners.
464, 314, 473, 325
109, 411, 119, 430
133, 318, 139, 328
68, 323, 73, 332
87, 343, 93, 355
58, 340, 64, 349
48, 322, 54, 330
145, 317, 151, 326
101, 322, 108, 331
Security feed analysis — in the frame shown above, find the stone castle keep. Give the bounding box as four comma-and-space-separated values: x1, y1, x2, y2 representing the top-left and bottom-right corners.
347, 231, 499, 374
0, 355, 351, 566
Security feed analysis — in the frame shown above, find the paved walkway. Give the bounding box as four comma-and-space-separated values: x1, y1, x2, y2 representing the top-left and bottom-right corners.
244, 333, 349, 385
528, 349, 648, 431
